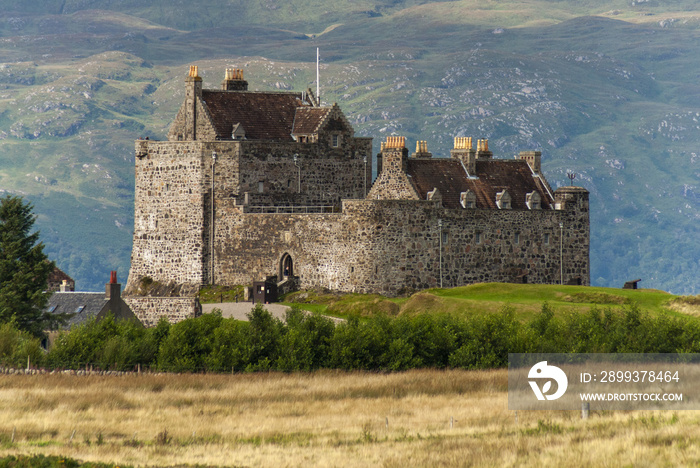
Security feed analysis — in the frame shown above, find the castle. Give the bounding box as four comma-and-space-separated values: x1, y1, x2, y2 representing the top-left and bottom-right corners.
124, 66, 590, 326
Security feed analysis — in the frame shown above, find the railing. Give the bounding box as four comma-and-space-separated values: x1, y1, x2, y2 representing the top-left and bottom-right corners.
242, 205, 340, 214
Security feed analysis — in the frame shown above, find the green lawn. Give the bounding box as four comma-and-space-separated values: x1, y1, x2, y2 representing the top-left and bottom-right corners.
282, 283, 692, 321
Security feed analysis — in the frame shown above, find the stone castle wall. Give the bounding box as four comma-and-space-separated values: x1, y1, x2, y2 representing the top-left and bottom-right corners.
123, 296, 201, 328
212, 193, 589, 295
127, 140, 207, 293
127, 136, 373, 295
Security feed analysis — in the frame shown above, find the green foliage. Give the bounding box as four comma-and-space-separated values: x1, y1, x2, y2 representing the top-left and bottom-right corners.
157, 311, 223, 372
0, 196, 58, 337
0, 321, 45, 368
243, 305, 284, 371
48, 314, 156, 371
276, 307, 335, 371
29, 300, 700, 373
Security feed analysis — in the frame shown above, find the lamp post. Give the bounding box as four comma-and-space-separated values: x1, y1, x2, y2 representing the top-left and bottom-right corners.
363, 154, 368, 197
211, 151, 217, 285
293, 153, 300, 193
438, 218, 443, 289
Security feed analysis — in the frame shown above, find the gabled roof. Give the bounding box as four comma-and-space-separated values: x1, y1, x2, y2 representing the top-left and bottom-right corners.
201, 90, 306, 140
46, 292, 107, 328
406, 158, 553, 210
292, 107, 331, 135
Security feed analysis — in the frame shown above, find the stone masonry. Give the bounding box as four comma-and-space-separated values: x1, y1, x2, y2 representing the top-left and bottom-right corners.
125, 66, 589, 325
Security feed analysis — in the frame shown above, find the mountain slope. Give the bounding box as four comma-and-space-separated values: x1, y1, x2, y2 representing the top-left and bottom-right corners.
0, 3, 698, 293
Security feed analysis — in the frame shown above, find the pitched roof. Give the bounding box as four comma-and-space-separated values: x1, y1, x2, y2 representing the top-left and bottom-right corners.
406, 158, 553, 210
201, 90, 306, 140
46, 292, 107, 328
407, 159, 473, 209
292, 107, 331, 135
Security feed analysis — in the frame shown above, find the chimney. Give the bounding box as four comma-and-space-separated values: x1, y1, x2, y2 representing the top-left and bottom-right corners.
106, 270, 121, 300
451, 137, 476, 174
60, 280, 70, 293
519, 150, 542, 174
221, 68, 248, 91
476, 139, 492, 160
381, 136, 408, 173
185, 65, 203, 140
411, 140, 433, 159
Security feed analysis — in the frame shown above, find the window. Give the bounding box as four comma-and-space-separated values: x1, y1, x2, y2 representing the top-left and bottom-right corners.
544, 233, 550, 245
514, 232, 520, 245
475, 232, 482, 244
332, 134, 339, 147
75, 306, 86, 314
48, 306, 57, 313
258, 181, 264, 193
496, 190, 511, 209
442, 231, 449, 244
526, 191, 542, 210
460, 190, 476, 209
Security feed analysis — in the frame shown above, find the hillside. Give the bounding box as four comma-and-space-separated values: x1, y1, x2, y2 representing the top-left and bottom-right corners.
282, 283, 689, 320
0, 2, 698, 292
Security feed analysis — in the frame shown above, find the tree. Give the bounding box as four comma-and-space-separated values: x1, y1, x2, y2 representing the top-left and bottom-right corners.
0, 195, 56, 336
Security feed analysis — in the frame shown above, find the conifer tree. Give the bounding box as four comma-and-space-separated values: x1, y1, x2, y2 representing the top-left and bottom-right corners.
0, 195, 55, 336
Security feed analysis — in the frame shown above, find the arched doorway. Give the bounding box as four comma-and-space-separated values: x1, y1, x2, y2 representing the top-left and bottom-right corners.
279, 253, 293, 281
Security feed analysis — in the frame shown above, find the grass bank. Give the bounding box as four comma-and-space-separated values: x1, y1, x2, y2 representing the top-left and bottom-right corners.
284, 283, 687, 321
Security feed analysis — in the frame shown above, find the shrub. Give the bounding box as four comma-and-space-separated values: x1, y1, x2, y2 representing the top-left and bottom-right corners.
276, 307, 335, 371
0, 321, 45, 368
158, 311, 224, 372
47, 314, 155, 371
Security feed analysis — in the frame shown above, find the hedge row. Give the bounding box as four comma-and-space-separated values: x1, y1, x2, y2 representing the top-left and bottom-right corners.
1, 303, 700, 373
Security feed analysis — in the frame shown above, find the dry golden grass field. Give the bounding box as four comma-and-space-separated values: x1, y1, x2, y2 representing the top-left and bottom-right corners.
0, 369, 698, 467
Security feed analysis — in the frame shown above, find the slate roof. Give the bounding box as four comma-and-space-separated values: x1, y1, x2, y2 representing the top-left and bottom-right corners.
406, 158, 553, 210
407, 159, 473, 209
46, 292, 107, 328
292, 107, 331, 135
201, 90, 307, 140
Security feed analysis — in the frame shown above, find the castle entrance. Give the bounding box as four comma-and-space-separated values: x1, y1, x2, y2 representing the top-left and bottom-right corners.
279, 253, 294, 281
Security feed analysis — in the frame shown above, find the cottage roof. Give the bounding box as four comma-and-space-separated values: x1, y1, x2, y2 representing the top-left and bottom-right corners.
46, 292, 107, 328
201, 90, 307, 140
406, 158, 553, 209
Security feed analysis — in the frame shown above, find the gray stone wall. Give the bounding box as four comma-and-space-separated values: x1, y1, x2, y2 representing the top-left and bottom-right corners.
211, 195, 589, 295
126, 140, 207, 293
123, 296, 201, 327
367, 147, 420, 200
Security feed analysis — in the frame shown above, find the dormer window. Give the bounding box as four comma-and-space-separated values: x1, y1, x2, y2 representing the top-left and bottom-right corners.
460, 190, 476, 209
496, 190, 511, 209
231, 123, 246, 140
526, 191, 541, 210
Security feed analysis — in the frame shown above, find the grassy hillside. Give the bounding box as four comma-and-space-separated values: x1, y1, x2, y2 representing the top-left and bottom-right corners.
0, 2, 698, 293
283, 283, 689, 320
